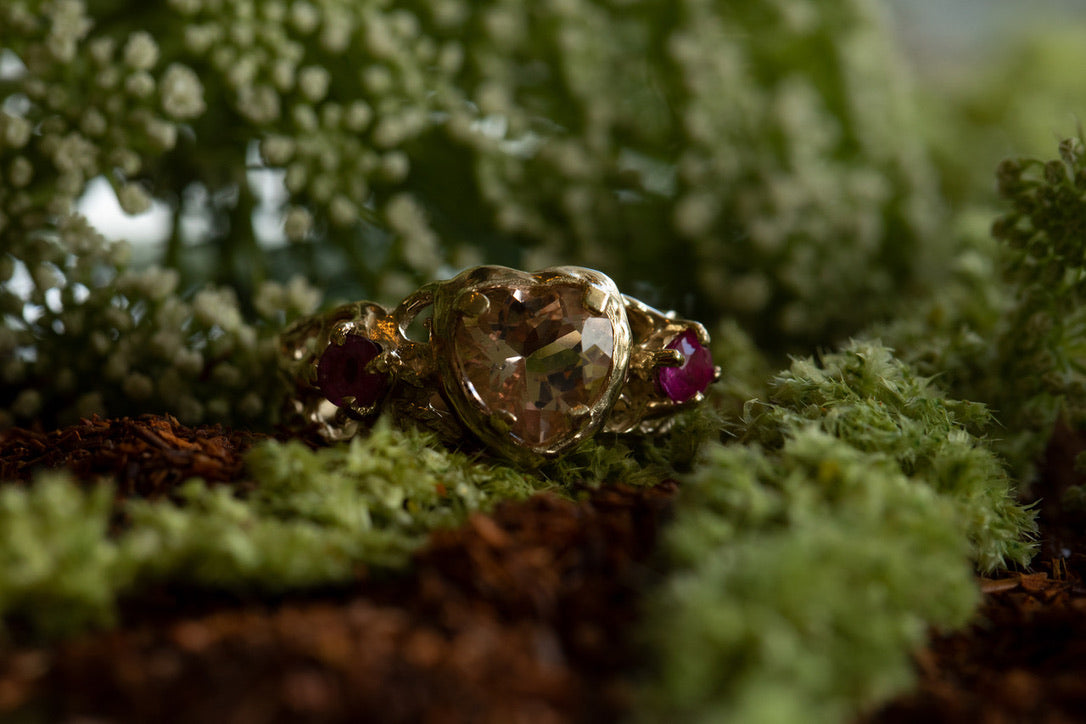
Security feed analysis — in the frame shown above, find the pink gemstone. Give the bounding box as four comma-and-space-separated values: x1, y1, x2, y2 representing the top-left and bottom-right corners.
317, 336, 387, 408
657, 329, 714, 402
451, 284, 615, 448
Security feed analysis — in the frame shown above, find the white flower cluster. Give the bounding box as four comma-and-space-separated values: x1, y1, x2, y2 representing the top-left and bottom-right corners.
2, 0, 946, 429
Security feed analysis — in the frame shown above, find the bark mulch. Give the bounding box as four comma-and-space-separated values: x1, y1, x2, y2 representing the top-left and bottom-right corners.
3, 415, 1086, 722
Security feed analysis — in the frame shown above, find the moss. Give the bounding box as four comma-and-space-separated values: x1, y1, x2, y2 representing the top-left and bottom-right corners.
744, 340, 1037, 572
637, 340, 1038, 722
0, 421, 541, 639
642, 431, 978, 724
0, 474, 120, 639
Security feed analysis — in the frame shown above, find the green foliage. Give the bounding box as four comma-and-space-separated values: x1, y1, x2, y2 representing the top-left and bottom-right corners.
637, 341, 1039, 722
0, 474, 120, 639
0, 421, 541, 639
885, 135, 1086, 481
985, 136, 1086, 469
743, 340, 1036, 571
641, 430, 978, 724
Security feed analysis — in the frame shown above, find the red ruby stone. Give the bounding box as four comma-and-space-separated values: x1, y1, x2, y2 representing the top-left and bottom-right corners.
316, 336, 387, 408
657, 329, 714, 402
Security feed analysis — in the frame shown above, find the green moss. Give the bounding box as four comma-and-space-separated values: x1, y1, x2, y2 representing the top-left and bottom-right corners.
637, 340, 1038, 723
0, 474, 120, 639
0, 421, 541, 639
642, 431, 978, 724
744, 340, 1036, 572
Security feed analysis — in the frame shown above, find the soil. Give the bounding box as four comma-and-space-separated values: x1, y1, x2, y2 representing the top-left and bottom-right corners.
1, 414, 1085, 723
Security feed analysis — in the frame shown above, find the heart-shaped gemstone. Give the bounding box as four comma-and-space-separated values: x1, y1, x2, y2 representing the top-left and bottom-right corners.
449, 282, 616, 450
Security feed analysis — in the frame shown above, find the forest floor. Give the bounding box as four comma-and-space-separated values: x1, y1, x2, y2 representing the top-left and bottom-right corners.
0, 415, 1084, 723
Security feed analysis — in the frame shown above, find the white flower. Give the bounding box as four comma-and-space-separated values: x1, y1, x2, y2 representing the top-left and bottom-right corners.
297, 66, 331, 102
328, 195, 358, 227
118, 184, 152, 215
146, 119, 178, 151
260, 135, 295, 165
125, 70, 156, 98
123, 31, 160, 70
344, 101, 372, 132
160, 64, 207, 120
283, 206, 313, 241
237, 84, 281, 125
1, 114, 32, 149
290, 0, 320, 34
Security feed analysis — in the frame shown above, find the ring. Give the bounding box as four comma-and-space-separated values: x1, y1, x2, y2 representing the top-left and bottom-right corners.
277, 266, 719, 465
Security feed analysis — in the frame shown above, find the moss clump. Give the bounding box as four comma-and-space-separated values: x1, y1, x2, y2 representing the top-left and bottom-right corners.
745, 341, 1037, 572
642, 430, 978, 724
638, 340, 1038, 723
0, 473, 119, 639
0, 421, 540, 639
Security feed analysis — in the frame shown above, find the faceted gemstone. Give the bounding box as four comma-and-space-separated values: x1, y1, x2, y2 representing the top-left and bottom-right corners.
657, 329, 714, 402
317, 336, 387, 407
451, 284, 615, 448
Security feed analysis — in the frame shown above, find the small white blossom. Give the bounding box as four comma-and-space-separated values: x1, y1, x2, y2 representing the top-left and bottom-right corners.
118, 184, 152, 215
290, 0, 320, 34
46, 0, 93, 63
380, 151, 410, 183
192, 288, 243, 332
344, 101, 372, 132
297, 65, 330, 102
80, 108, 108, 137
1, 114, 32, 149
260, 135, 295, 165
123, 31, 160, 70
283, 206, 313, 241
183, 24, 220, 54
237, 84, 281, 125
285, 275, 320, 314
160, 64, 207, 120
284, 162, 307, 193
328, 195, 358, 227
110, 148, 142, 177
125, 70, 156, 98
271, 58, 296, 91
320, 8, 352, 53
88, 36, 116, 65
146, 119, 178, 150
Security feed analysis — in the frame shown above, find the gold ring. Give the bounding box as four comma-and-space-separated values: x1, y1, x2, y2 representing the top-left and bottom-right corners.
278, 266, 719, 465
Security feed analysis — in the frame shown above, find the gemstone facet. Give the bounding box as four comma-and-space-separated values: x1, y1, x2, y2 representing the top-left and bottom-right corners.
450, 284, 615, 448
317, 336, 387, 407
657, 329, 714, 402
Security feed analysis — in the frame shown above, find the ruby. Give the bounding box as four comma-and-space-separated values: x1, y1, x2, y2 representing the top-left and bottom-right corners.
316, 336, 387, 408
657, 329, 714, 402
